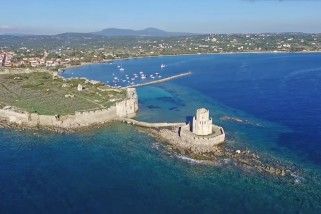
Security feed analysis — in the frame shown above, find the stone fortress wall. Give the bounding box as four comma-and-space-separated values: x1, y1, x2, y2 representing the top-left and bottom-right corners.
179, 124, 225, 147
116, 88, 138, 118
0, 88, 138, 129
179, 108, 225, 148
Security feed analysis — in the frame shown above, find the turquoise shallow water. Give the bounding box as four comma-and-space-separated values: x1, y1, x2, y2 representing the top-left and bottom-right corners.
1, 53, 321, 213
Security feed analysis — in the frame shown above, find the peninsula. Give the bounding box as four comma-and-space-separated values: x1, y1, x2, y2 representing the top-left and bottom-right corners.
0, 69, 138, 131
0, 68, 295, 178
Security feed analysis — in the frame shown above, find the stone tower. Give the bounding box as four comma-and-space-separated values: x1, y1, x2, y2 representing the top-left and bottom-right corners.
126, 87, 138, 99
77, 84, 83, 91
116, 88, 138, 117
192, 108, 213, 136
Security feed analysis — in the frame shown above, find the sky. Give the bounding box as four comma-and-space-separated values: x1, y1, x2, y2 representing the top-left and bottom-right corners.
1, 0, 321, 35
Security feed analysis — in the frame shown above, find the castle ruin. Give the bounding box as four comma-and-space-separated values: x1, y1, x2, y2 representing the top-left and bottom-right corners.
179, 108, 225, 149
116, 88, 138, 118
0, 88, 139, 129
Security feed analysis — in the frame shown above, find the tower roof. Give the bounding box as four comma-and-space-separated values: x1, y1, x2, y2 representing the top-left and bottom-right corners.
197, 108, 208, 113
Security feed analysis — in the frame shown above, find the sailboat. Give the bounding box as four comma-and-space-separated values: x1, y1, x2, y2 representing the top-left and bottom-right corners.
119, 64, 125, 71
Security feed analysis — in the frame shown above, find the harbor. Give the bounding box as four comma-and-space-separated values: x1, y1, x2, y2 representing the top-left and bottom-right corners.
124, 71, 192, 88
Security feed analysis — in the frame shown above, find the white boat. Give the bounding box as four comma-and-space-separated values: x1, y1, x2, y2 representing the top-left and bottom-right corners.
119, 64, 125, 71
161, 64, 166, 69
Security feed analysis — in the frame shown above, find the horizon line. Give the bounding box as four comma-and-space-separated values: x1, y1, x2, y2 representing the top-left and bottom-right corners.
1, 31, 321, 36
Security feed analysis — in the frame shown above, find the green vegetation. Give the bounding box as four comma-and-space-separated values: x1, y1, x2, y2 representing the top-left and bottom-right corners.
1, 33, 320, 69
0, 72, 126, 115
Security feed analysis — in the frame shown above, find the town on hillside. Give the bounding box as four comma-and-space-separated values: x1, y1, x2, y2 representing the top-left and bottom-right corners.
0, 33, 320, 71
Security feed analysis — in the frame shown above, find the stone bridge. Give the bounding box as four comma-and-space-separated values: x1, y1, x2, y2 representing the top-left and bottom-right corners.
118, 118, 186, 128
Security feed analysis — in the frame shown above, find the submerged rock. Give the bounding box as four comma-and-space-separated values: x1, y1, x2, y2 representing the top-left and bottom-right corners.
146, 126, 295, 179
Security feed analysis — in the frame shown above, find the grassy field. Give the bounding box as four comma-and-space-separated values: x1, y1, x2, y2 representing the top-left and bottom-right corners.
0, 72, 126, 115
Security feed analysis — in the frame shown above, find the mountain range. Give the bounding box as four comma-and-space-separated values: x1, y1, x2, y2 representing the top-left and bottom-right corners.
0, 27, 199, 37
91, 27, 199, 37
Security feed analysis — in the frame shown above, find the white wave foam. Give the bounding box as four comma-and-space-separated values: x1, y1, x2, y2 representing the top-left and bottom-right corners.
175, 154, 202, 164
290, 173, 305, 185
174, 154, 218, 166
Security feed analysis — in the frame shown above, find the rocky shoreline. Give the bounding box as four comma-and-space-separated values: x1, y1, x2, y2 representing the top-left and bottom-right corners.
146, 126, 300, 179
0, 116, 302, 182
0, 117, 119, 134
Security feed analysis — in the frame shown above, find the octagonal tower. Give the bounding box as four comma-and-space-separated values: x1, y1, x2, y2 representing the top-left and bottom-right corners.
192, 108, 213, 136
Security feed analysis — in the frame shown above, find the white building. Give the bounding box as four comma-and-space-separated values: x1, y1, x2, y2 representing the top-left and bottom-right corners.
77, 84, 83, 91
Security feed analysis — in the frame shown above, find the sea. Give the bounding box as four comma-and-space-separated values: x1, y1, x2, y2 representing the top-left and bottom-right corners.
1, 53, 321, 213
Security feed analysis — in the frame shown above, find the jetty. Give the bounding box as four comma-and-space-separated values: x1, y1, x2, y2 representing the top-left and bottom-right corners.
125, 71, 192, 88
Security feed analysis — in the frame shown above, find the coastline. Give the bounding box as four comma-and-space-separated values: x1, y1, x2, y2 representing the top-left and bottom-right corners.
0, 116, 116, 133
0, 71, 139, 132
139, 125, 297, 179
62, 50, 321, 71
0, 62, 306, 181
2, 51, 320, 135
0, 94, 138, 133
3, 110, 295, 180
116, 117, 298, 180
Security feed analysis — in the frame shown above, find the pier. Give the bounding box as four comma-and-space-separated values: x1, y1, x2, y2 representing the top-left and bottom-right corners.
125, 71, 192, 88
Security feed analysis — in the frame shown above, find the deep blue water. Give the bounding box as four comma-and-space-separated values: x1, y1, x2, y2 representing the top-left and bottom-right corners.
1, 53, 321, 213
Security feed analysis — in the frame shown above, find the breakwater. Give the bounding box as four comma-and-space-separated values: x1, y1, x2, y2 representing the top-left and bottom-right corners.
125, 71, 192, 88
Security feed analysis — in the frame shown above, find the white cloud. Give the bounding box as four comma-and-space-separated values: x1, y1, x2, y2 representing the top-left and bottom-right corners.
0, 25, 15, 30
